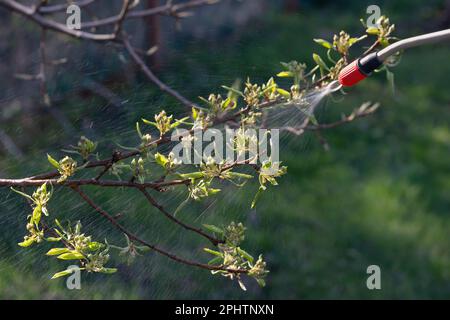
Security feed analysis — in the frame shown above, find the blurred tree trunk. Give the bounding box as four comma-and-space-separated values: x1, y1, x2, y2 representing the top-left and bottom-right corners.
146, 0, 161, 71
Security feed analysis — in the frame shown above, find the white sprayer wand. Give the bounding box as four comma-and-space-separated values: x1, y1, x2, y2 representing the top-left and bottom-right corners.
338, 28, 450, 86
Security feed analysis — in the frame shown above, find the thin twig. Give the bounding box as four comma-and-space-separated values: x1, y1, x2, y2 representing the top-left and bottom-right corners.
139, 188, 222, 245
122, 35, 196, 108
72, 186, 246, 273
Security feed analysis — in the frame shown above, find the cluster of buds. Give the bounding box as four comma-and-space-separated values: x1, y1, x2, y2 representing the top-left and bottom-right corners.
188, 179, 220, 201
248, 255, 269, 287
47, 220, 116, 278
259, 161, 287, 189
154, 110, 173, 136
131, 157, 146, 183
19, 222, 44, 247
109, 234, 150, 265
200, 157, 223, 179
49, 155, 77, 182
366, 16, 395, 47
232, 126, 258, 157
333, 31, 352, 55
191, 107, 208, 129
154, 152, 181, 171
279, 61, 307, 86
142, 110, 188, 137
332, 31, 363, 56
243, 80, 262, 107
77, 136, 97, 160
12, 183, 52, 247
205, 221, 268, 290
261, 77, 280, 101
224, 221, 246, 246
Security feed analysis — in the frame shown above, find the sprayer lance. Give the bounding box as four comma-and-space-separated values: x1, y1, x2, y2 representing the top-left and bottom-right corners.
338, 28, 450, 87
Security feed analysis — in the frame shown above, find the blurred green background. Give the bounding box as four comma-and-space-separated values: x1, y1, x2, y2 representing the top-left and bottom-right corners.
0, 0, 449, 299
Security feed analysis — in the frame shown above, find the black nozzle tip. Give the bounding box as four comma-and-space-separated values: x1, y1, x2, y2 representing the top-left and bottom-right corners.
358, 52, 382, 75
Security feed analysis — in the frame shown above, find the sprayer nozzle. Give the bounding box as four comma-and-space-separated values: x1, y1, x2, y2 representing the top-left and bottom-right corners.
338, 52, 382, 87
338, 60, 367, 87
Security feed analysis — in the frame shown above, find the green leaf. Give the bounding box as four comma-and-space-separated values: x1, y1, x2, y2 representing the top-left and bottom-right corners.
238, 279, 247, 291
202, 224, 224, 235
221, 85, 245, 98
57, 251, 85, 260
349, 35, 367, 46
47, 154, 60, 170
192, 107, 199, 121
179, 172, 204, 179
170, 117, 189, 129
208, 256, 223, 265
100, 268, 118, 274
251, 186, 264, 209
237, 247, 254, 263
312, 53, 329, 72
313, 38, 332, 49
31, 205, 42, 225
51, 269, 75, 279
10, 187, 34, 202
136, 122, 143, 138
276, 71, 293, 78
45, 237, 61, 242
154, 152, 168, 167
18, 238, 35, 248
276, 88, 291, 98
141, 118, 157, 126
256, 278, 266, 287
88, 241, 103, 251
366, 27, 380, 35
226, 172, 254, 180
46, 248, 71, 256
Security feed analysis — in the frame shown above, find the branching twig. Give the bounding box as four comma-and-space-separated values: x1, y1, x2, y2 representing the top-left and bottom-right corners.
139, 188, 222, 245
72, 185, 246, 273
122, 35, 196, 108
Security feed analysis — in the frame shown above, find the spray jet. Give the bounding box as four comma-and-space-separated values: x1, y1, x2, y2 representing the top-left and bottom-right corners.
338, 28, 450, 87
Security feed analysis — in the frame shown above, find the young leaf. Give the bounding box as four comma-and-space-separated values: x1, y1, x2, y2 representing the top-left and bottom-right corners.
141, 118, 157, 126
46, 248, 71, 256
47, 154, 60, 170
238, 279, 247, 291
366, 27, 380, 35
208, 256, 223, 265
276, 88, 291, 98
45, 237, 62, 242
10, 187, 34, 203
51, 269, 75, 279
100, 268, 118, 274
237, 247, 254, 263
276, 71, 294, 78
154, 152, 168, 167
202, 224, 224, 235
57, 251, 85, 260
312, 53, 329, 72
221, 85, 245, 98
18, 238, 35, 248
203, 247, 224, 257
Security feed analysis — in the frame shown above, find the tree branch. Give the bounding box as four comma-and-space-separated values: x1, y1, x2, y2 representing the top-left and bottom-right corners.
139, 188, 222, 245
122, 35, 196, 108
72, 185, 246, 273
